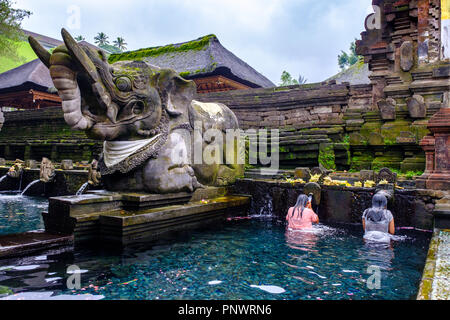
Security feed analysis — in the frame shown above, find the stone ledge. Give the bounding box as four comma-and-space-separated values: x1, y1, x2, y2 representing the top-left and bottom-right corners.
0, 231, 73, 259
99, 196, 250, 244
417, 229, 450, 300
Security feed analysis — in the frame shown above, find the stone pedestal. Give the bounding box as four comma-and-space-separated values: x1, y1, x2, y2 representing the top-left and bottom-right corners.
419, 107, 450, 190
43, 187, 250, 245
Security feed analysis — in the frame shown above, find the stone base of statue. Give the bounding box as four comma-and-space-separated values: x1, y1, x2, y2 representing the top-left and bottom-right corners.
43, 187, 250, 245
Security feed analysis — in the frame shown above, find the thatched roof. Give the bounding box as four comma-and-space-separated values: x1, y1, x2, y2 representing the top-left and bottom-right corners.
22, 30, 64, 49
0, 59, 53, 93
109, 35, 274, 88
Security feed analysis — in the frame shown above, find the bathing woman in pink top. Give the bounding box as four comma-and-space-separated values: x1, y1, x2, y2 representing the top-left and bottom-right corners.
286, 194, 319, 230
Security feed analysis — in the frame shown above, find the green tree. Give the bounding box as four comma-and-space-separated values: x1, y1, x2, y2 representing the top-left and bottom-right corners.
74, 35, 85, 41
280, 71, 298, 86
280, 71, 308, 86
298, 75, 307, 84
94, 32, 109, 46
338, 39, 362, 70
113, 37, 127, 51
338, 39, 361, 70
0, 0, 31, 60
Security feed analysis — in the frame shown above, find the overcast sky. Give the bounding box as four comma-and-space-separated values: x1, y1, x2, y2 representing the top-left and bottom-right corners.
15, 0, 373, 85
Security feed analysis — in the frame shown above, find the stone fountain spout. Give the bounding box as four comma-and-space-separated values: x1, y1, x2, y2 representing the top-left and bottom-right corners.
76, 160, 102, 196
7, 160, 24, 179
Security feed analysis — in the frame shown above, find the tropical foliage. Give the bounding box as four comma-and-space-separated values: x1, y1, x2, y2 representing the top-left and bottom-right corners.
338, 40, 362, 70
279, 71, 308, 86
0, 0, 31, 61
94, 32, 109, 46
113, 37, 127, 51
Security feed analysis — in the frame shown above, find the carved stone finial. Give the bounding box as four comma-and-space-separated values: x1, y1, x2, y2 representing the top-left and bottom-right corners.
407, 95, 427, 119
400, 41, 414, 71
376, 168, 397, 185
377, 98, 396, 120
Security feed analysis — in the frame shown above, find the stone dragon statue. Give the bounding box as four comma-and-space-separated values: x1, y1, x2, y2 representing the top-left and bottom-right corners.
29, 29, 243, 194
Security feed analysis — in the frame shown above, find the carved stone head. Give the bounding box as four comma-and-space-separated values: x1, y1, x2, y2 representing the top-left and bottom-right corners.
7, 159, 24, 179
29, 29, 196, 142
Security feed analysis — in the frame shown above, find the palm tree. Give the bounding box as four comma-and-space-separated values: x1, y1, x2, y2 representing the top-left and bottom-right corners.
113, 37, 127, 51
298, 75, 308, 84
94, 32, 109, 46
74, 35, 85, 41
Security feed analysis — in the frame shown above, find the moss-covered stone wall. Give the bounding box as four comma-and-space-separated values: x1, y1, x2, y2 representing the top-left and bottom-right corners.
0, 107, 102, 162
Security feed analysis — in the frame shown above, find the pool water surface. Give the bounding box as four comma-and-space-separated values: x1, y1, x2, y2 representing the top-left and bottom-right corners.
0, 218, 430, 300
0, 192, 47, 235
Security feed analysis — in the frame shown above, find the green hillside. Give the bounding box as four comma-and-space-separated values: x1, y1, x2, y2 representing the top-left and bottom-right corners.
0, 37, 37, 74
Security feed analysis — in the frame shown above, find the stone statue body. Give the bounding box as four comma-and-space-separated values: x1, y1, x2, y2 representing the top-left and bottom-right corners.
88, 159, 101, 186
29, 29, 243, 194
40, 157, 55, 183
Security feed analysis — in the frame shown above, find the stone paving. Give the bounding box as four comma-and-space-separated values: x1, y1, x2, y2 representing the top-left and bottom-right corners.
417, 229, 450, 300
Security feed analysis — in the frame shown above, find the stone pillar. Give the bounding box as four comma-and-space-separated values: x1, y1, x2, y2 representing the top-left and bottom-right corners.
370, 75, 387, 109
442, 0, 450, 60
420, 107, 450, 190
417, 135, 436, 188
418, 0, 430, 65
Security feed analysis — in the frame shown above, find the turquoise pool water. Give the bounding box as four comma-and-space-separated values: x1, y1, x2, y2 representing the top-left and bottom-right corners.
0, 192, 47, 235
0, 218, 430, 300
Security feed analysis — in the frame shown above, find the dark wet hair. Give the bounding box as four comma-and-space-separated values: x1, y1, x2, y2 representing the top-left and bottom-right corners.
365, 193, 388, 222
292, 194, 309, 219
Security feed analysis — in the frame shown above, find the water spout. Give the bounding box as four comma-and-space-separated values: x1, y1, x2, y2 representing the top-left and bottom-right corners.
0, 175, 6, 184
76, 182, 89, 196
18, 170, 23, 192
21, 179, 41, 196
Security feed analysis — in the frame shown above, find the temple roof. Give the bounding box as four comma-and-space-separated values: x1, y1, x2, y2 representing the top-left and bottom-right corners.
0, 59, 53, 93
22, 30, 64, 50
108, 35, 275, 88
326, 61, 370, 85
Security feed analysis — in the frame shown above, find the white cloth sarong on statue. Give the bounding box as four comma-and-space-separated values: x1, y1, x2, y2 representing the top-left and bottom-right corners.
103, 134, 161, 168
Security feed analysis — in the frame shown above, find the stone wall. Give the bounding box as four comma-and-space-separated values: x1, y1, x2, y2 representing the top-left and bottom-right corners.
0, 107, 102, 163
200, 80, 441, 171
233, 178, 442, 230
0, 77, 442, 172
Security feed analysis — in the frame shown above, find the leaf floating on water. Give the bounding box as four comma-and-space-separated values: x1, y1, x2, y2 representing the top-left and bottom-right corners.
250, 285, 286, 294
120, 279, 138, 285
342, 269, 359, 273
15, 212, 24, 215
